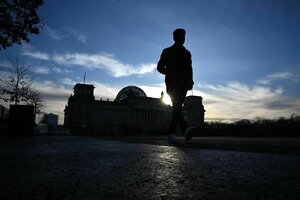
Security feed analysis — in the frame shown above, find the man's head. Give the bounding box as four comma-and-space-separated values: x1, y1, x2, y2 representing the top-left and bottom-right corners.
173, 28, 186, 46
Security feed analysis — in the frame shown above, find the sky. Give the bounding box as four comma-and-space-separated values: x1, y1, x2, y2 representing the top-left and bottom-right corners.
1, 0, 300, 124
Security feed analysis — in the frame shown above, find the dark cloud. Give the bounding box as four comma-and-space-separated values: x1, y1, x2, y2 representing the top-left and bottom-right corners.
205, 117, 242, 122
39, 92, 70, 102
264, 98, 300, 112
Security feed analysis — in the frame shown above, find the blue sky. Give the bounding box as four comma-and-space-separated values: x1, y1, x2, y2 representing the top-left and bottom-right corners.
1, 0, 300, 123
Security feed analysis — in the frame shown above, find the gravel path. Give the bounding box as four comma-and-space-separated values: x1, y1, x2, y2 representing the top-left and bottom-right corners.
0, 136, 299, 200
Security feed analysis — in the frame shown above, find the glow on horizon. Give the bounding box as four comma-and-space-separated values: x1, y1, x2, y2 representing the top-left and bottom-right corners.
162, 93, 172, 105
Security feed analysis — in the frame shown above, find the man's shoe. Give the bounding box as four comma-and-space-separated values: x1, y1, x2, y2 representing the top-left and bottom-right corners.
167, 133, 177, 142
184, 127, 195, 141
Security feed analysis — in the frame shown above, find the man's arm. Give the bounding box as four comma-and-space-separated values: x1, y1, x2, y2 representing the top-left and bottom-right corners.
157, 50, 167, 75
187, 51, 194, 90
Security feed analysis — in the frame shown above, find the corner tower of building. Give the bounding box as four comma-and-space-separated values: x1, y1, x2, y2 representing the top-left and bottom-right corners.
73, 83, 95, 102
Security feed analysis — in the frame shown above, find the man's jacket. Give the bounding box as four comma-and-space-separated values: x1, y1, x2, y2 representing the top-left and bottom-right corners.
157, 44, 194, 93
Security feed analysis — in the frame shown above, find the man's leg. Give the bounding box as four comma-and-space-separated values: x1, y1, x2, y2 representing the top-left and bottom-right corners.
178, 109, 187, 134
168, 99, 180, 134
168, 89, 187, 134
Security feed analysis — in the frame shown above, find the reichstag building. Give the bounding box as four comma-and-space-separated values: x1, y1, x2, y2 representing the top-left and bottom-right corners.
64, 83, 205, 135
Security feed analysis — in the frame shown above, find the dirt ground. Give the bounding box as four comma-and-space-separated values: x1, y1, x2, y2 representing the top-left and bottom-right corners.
0, 135, 299, 200
96, 136, 300, 155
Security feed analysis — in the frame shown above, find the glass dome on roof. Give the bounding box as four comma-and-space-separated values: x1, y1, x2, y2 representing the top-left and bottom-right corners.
115, 86, 147, 102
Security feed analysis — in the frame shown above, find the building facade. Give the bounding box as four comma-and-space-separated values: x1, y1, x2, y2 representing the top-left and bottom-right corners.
64, 83, 205, 135
44, 113, 59, 129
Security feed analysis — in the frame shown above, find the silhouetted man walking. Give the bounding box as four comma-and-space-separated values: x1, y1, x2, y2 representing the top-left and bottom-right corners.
157, 28, 194, 142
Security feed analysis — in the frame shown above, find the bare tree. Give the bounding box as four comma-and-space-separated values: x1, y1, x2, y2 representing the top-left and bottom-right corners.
27, 89, 44, 115
0, 56, 33, 105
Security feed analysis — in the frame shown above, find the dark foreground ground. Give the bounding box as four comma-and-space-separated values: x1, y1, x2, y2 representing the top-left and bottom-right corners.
0, 135, 299, 200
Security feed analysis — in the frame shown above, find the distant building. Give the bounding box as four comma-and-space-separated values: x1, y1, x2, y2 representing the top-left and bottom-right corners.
64, 83, 205, 135
44, 113, 59, 129
0, 104, 9, 123
0, 104, 9, 135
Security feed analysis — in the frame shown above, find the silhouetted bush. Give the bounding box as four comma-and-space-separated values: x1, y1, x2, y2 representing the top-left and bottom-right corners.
201, 115, 300, 137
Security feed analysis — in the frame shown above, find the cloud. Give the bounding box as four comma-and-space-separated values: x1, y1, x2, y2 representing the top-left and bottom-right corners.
31, 66, 50, 74
66, 28, 87, 43
17, 52, 74, 75
52, 67, 73, 74
60, 78, 77, 86
44, 25, 66, 40
44, 26, 87, 43
200, 81, 283, 102
22, 51, 156, 77
52, 53, 156, 77
140, 84, 165, 97
32, 80, 73, 124
33, 80, 72, 101
52, 67, 63, 74
137, 63, 157, 74
22, 51, 50, 60
265, 97, 300, 111
92, 81, 120, 100
257, 71, 299, 85
0, 70, 11, 84
196, 81, 300, 121
0, 60, 11, 68
77, 35, 87, 43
